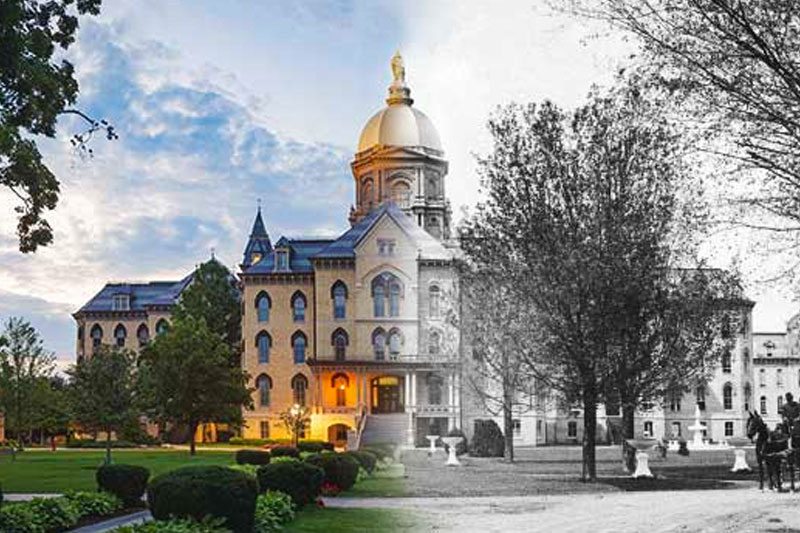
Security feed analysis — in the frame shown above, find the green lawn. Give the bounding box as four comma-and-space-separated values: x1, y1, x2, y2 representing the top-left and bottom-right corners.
0, 449, 235, 492
345, 464, 406, 498
286, 508, 423, 533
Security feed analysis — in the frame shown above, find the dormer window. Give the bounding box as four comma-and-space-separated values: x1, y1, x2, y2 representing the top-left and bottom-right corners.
276, 250, 289, 270
251, 252, 262, 265
112, 294, 130, 311
377, 239, 396, 256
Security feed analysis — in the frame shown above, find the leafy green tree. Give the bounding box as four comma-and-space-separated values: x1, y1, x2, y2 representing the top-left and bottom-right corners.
173, 259, 241, 357
67, 345, 137, 464
138, 316, 252, 455
0, 317, 56, 445
30, 375, 71, 445
2, 0, 115, 252
279, 404, 310, 448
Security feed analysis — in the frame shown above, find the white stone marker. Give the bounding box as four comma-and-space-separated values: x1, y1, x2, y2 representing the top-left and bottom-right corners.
426, 435, 439, 455
441, 436, 462, 466
731, 448, 751, 472
632, 451, 653, 478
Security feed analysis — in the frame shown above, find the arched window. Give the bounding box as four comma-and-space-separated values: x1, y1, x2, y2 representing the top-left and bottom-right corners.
721, 351, 731, 373
372, 328, 386, 361
696, 385, 706, 411
389, 279, 401, 317
256, 374, 272, 407
332, 329, 348, 361
372, 272, 403, 318
256, 331, 271, 364
155, 319, 169, 336
777, 368, 784, 387
778, 395, 784, 413
372, 279, 385, 317
429, 330, 441, 356
429, 285, 441, 318
256, 291, 271, 323
114, 324, 127, 348
332, 281, 347, 319
362, 179, 374, 207
77, 325, 84, 341
90, 324, 103, 352
391, 180, 411, 207
388, 328, 402, 360
292, 374, 308, 406
427, 374, 443, 405
744, 383, 752, 412
137, 324, 150, 347
760, 395, 767, 415
797, 368, 800, 387
759, 368, 766, 387
291, 292, 306, 323
723, 383, 733, 410
292, 331, 307, 364
332, 373, 349, 407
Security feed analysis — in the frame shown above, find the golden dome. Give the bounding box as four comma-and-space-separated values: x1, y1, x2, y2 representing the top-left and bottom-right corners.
357, 52, 442, 154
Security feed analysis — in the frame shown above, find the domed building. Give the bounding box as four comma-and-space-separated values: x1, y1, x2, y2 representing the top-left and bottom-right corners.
237, 52, 463, 447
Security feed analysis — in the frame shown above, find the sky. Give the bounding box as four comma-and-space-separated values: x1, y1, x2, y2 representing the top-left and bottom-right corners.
0, 0, 796, 364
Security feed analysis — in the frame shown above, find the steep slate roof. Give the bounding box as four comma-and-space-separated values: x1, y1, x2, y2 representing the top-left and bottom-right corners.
241, 203, 452, 275
316, 203, 452, 261
77, 272, 193, 313
242, 207, 273, 267
244, 237, 334, 274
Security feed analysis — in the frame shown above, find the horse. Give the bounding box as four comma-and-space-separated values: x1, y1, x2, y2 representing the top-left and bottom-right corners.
746, 410, 796, 491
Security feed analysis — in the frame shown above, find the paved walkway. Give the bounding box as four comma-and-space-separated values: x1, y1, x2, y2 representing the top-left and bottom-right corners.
69, 511, 151, 533
5, 493, 60, 501
326, 489, 800, 532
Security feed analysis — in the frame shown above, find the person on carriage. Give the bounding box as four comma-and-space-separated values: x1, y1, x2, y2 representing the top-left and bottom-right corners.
780, 392, 800, 447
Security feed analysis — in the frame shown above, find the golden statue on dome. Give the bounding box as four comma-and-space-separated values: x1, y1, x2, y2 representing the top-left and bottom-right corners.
391, 51, 405, 84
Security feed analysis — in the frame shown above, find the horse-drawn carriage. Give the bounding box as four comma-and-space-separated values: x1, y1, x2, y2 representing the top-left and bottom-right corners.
746, 409, 800, 491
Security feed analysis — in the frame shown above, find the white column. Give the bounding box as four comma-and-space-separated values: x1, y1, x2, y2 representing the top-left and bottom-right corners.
404, 372, 411, 409
363, 374, 369, 411
411, 372, 417, 408
454, 373, 461, 429
356, 371, 361, 407
448, 373, 455, 431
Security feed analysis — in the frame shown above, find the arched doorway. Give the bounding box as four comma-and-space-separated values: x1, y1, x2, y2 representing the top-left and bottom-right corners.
328, 423, 351, 448
371, 376, 404, 414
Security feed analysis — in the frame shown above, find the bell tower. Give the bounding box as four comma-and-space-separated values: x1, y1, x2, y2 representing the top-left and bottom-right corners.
350, 52, 451, 240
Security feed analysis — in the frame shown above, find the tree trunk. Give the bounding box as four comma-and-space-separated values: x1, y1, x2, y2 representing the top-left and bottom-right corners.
621, 402, 637, 473
105, 427, 112, 465
189, 421, 198, 456
582, 384, 598, 482
503, 401, 515, 462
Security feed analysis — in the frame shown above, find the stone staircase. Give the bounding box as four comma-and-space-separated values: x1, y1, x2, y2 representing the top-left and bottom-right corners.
359, 413, 408, 447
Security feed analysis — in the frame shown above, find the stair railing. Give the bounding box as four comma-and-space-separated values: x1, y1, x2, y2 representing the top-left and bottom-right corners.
354, 404, 368, 450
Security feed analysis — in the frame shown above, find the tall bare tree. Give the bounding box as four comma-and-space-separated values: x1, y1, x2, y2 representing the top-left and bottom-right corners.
569, 0, 800, 232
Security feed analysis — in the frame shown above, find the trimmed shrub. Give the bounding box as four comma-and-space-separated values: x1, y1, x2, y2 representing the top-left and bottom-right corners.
469, 420, 505, 457
256, 461, 324, 508
269, 446, 300, 458
113, 517, 229, 533
442, 429, 468, 456
29, 497, 81, 531
97, 464, 150, 507
305, 453, 360, 492
360, 444, 394, 461
344, 450, 378, 474
254, 491, 295, 533
271, 456, 301, 465
147, 466, 258, 533
236, 449, 271, 465
66, 439, 138, 449
297, 440, 334, 453
64, 490, 123, 518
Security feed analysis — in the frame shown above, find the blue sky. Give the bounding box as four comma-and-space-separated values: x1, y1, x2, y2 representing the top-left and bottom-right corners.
0, 0, 796, 364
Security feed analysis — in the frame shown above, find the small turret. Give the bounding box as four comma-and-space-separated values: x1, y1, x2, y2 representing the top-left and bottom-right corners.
241, 204, 272, 270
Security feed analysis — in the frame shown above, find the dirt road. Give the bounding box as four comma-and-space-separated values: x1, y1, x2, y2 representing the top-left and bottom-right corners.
328, 488, 800, 532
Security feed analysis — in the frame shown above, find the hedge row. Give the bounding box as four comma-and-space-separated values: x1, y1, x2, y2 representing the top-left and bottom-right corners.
0, 491, 122, 532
